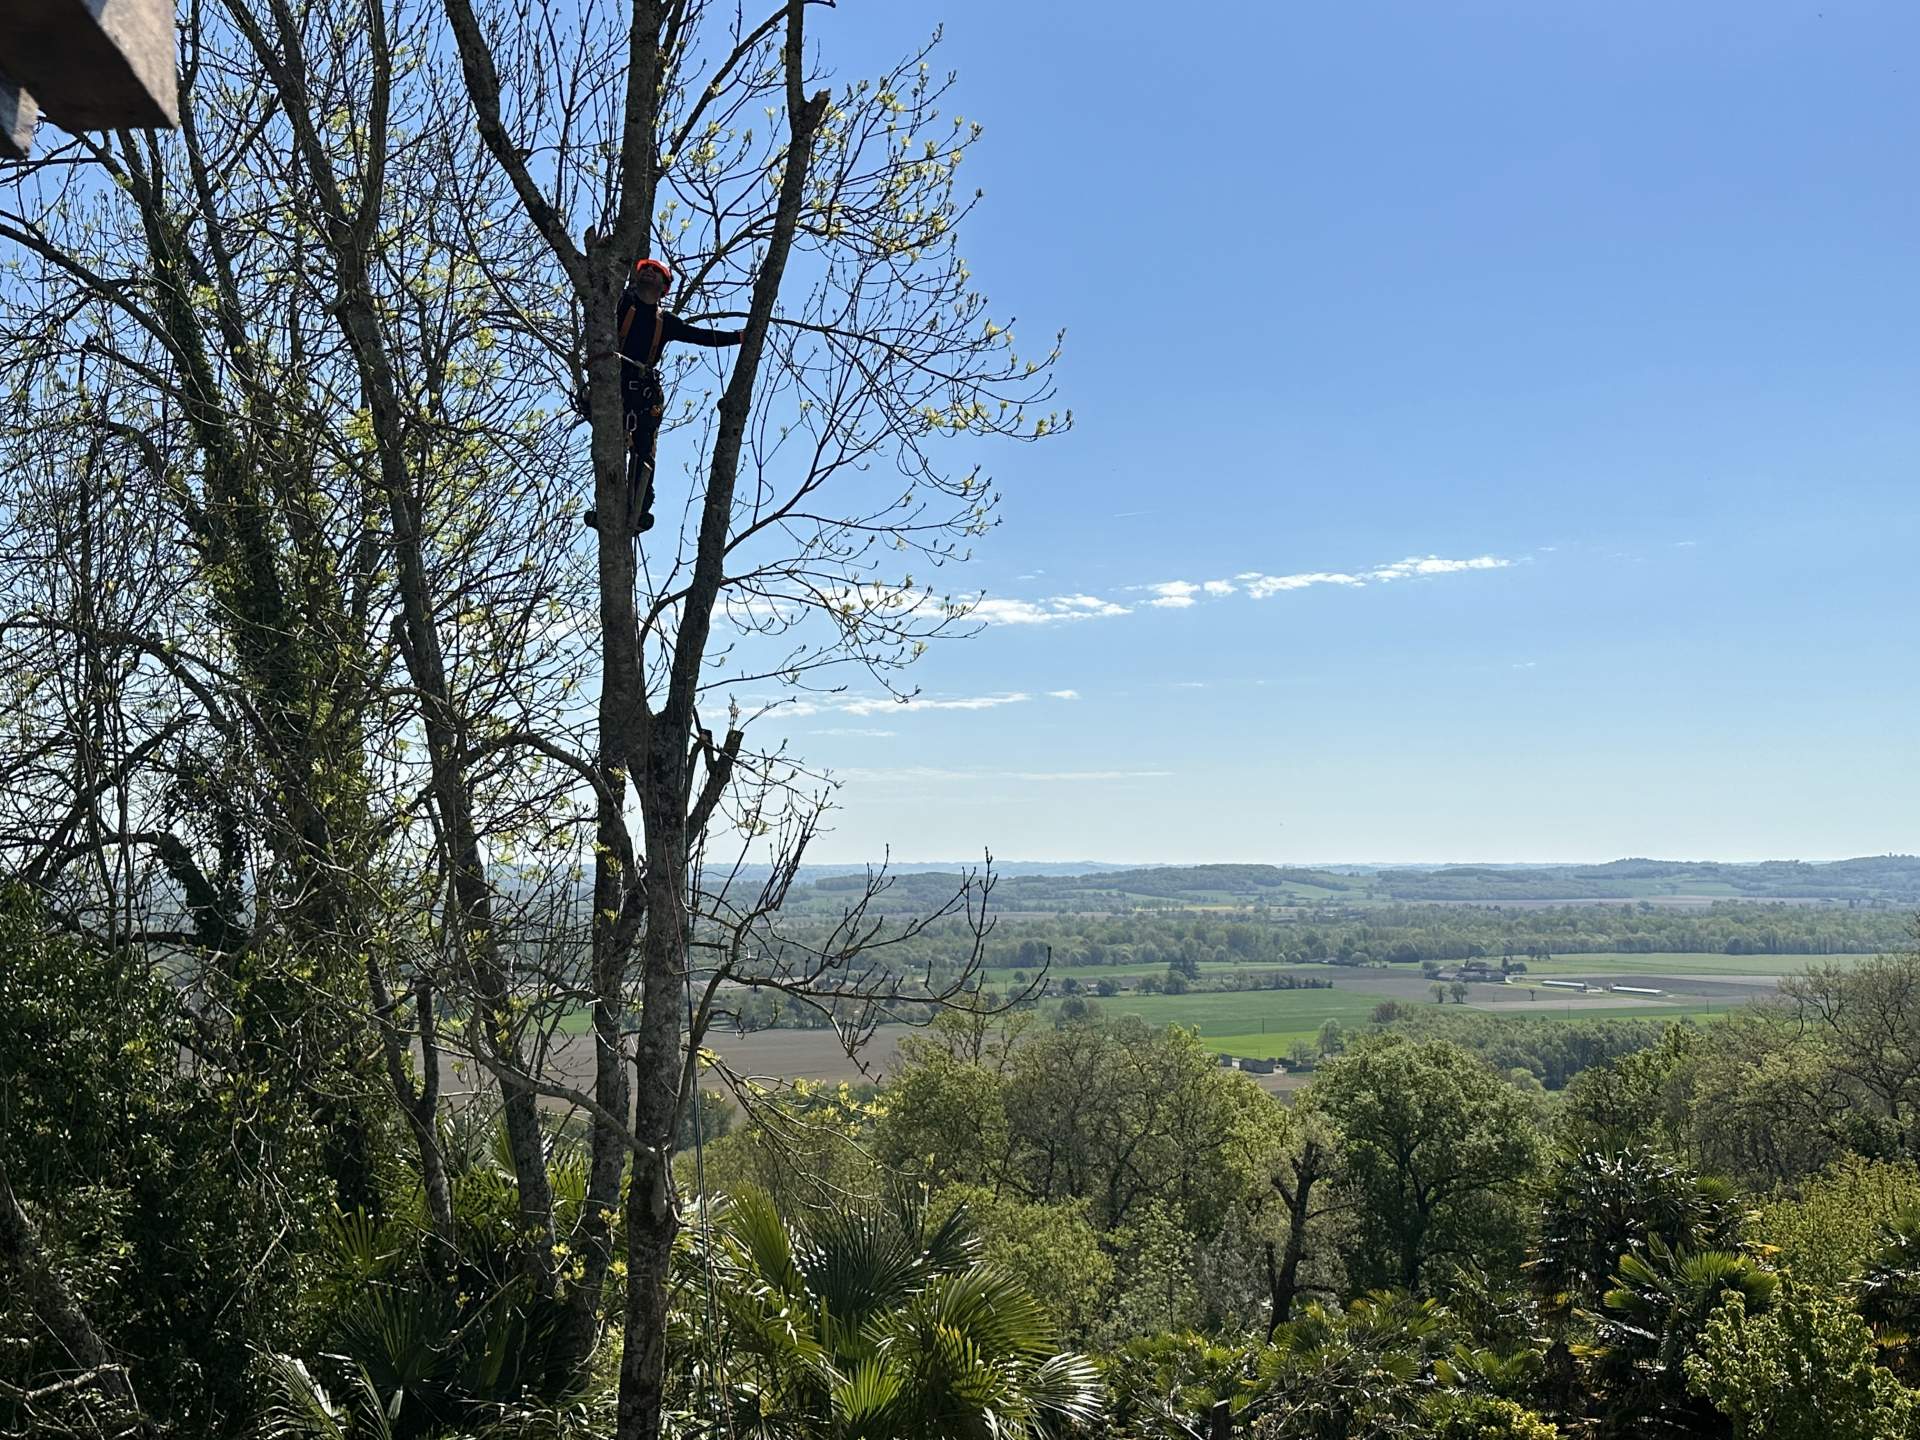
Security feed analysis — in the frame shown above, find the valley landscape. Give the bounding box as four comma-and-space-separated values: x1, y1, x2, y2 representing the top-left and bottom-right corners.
592, 856, 1919, 1094
5, 3, 1919, 1439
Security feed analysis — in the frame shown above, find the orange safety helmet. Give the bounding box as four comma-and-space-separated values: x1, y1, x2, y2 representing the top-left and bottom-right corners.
632, 258, 674, 292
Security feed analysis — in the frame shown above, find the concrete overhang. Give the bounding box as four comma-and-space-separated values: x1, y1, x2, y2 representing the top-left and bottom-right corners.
0, 79, 37, 159
0, 0, 178, 158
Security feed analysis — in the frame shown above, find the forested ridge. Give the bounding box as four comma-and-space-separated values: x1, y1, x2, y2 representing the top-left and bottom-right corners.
779, 856, 1920, 914
875, 902, 1913, 973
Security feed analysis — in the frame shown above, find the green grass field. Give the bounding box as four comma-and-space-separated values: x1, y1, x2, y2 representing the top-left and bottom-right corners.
563, 948, 1848, 1050
989, 950, 1871, 993
1094, 987, 1384, 1042
1516, 951, 1856, 977
1201, 998, 1736, 1060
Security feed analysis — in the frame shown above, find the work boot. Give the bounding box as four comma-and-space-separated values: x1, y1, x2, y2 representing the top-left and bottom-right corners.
635, 510, 655, 535
584, 509, 598, 530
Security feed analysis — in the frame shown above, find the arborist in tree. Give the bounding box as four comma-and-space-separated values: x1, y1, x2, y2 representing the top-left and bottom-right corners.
585, 257, 743, 535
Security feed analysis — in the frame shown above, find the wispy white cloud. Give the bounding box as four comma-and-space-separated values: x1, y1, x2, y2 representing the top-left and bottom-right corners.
1240, 570, 1365, 597
1368, 554, 1511, 582
1230, 554, 1511, 599
967, 553, 1517, 629
970, 594, 1131, 625
841, 766, 1173, 785
1046, 689, 1080, 700
840, 691, 1029, 716
814, 727, 898, 737
746, 691, 1030, 721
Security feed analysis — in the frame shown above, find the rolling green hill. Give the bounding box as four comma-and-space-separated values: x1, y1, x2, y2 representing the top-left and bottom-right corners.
779, 855, 1920, 916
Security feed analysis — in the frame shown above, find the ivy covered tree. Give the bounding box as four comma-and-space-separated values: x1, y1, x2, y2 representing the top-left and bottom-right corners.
0, 890, 332, 1435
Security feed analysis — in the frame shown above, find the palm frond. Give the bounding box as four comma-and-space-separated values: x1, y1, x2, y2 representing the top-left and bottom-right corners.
255, 1351, 397, 1440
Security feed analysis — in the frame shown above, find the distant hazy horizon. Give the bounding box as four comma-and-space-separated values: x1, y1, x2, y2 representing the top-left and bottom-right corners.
790, 853, 1916, 873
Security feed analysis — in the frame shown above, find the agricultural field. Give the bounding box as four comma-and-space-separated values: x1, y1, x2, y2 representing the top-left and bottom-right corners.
1059, 951, 1805, 1060
1093, 986, 1386, 1040
549, 950, 1856, 1078
981, 951, 1867, 994
1514, 951, 1853, 977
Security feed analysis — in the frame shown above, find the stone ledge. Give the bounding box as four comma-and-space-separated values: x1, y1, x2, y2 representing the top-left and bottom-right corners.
0, 0, 178, 134
0, 77, 37, 160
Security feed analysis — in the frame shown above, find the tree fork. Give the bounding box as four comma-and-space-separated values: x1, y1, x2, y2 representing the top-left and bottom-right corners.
613, 4, 828, 1432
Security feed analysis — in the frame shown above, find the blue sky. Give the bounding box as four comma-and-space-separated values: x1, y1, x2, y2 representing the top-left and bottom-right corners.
762, 1, 1920, 865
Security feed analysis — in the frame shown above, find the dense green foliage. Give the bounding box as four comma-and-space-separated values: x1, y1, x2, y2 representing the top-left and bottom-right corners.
1357, 1009, 1670, 1093
0, 894, 340, 1434
1309, 1039, 1542, 1291
14, 890, 1920, 1438
706, 1189, 1101, 1438
1687, 1287, 1920, 1439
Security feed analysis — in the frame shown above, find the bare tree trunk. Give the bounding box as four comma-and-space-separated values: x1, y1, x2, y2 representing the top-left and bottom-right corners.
1268, 1136, 1330, 1335
553, 0, 666, 1374
366, 956, 459, 1275
612, 8, 827, 1433
616, 782, 690, 1440
0, 1157, 149, 1436
553, 793, 636, 1371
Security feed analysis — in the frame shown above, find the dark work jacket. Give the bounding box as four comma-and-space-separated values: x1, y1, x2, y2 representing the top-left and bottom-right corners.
617, 292, 742, 372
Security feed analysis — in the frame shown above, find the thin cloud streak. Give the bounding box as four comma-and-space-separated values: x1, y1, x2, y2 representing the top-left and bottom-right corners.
751, 691, 1032, 720
972, 553, 1517, 627
839, 766, 1174, 785
839, 692, 1030, 717
1368, 554, 1511, 582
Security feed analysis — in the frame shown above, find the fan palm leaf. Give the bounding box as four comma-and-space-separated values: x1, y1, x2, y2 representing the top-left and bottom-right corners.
709, 1188, 1099, 1439
256, 1350, 398, 1440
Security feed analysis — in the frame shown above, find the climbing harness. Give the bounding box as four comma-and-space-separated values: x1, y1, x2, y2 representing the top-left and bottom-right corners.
585, 301, 669, 537
582, 258, 742, 540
